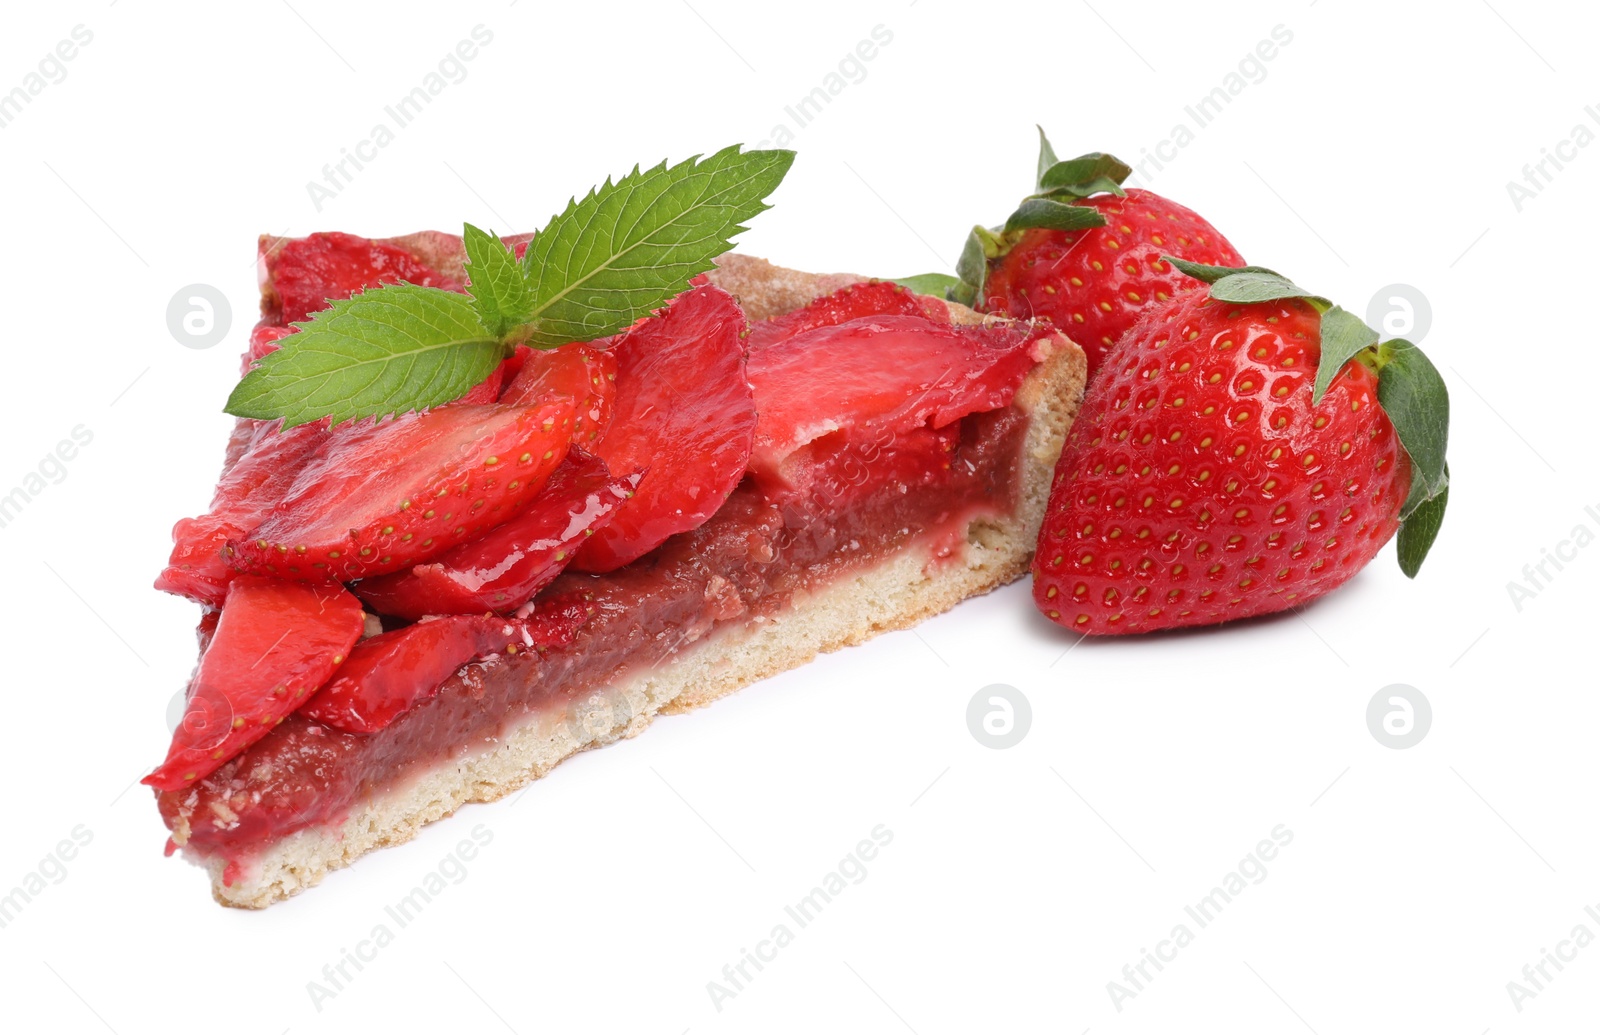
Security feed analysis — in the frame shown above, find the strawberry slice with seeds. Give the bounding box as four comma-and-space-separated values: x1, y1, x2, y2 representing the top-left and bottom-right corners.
354, 451, 639, 620
571, 285, 757, 572
143, 576, 364, 791
229, 400, 577, 582
501, 343, 618, 446
265, 231, 460, 324
746, 279, 948, 351
155, 420, 333, 607
301, 614, 556, 733
745, 313, 1045, 485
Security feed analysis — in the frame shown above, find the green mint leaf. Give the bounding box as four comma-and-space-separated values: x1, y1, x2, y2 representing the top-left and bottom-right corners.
1037, 151, 1131, 197
1397, 464, 1448, 577
518, 145, 795, 345
892, 272, 962, 298
462, 223, 535, 337
1377, 338, 1451, 510
225, 284, 504, 429
1035, 125, 1061, 191
1312, 306, 1380, 405
1003, 198, 1109, 234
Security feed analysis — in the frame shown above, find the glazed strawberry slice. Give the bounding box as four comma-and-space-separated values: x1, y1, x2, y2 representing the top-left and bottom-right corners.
572, 285, 757, 572
244, 323, 295, 373
746, 279, 949, 351
155, 420, 333, 607
501, 343, 618, 446
144, 576, 364, 791
354, 451, 640, 620
455, 352, 520, 405
745, 313, 1045, 485
229, 400, 577, 582
301, 613, 574, 734
265, 232, 460, 324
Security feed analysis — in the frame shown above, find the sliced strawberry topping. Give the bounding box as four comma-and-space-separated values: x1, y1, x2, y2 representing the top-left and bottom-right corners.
265, 232, 460, 325
455, 353, 519, 405
229, 401, 577, 582
746, 280, 948, 351
354, 451, 639, 620
501, 343, 618, 446
571, 285, 757, 572
301, 614, 553, 734
244, 323, 295, 373
745, 314, 1045, 486
155, 420, 332, 607
143, 576, 364, 791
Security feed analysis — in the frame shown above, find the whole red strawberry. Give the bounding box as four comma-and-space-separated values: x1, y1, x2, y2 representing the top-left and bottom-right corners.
952, 128, 1244, 377
1032, 261, 1450, 634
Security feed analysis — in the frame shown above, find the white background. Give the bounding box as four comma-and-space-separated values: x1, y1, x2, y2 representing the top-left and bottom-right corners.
0, 1, 1593, 1032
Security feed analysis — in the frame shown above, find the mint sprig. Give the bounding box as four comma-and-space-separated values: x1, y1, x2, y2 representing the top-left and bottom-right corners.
461, 222, 536, 338
226, 145, 795, 428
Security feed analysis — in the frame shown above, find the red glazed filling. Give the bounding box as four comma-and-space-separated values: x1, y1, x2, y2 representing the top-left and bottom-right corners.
159, 406, 1033, 862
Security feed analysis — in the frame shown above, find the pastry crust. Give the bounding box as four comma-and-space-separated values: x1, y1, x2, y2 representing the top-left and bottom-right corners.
196, 252, 1088, 908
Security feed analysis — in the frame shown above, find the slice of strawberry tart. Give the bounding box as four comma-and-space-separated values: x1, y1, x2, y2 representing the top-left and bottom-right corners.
149, 168, 1086, 907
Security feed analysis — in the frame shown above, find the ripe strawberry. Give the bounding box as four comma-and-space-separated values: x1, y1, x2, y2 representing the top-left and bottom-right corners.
353, 451, 640, 620
264, 231, 460, 325
500, 343, 618, 445
228, 400, 576, 582
571, 284, 757, 572
144, 576, 364, 790
953, 129, 1243, 377
301, 614, 543, 734
1031, 262, 1450, 634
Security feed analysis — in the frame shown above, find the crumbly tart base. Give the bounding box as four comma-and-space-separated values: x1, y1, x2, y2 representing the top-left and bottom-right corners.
194, 254, 1087, 908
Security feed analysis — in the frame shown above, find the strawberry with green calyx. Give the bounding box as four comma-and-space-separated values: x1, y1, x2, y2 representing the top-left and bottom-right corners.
1031, 260, 1449, 635
905, 128, 1245, 379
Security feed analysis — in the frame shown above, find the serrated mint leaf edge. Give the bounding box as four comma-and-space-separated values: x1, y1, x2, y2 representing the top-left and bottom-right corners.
224, 284, 504, 429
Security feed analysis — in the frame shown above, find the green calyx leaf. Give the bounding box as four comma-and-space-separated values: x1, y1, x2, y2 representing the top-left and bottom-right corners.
519, 145, 795, 345
462, 223, 535, 338
225, 285, 505, 429
1003, 198, 1109, 234
955, 224, 1006, 306
1377, 338, 1451, 515
891, 272, 962, 299
1312, 306, 1380, 405
1396, 464, 1448, 578
1034, 125, 1060, 191
1164, 256, 1286, 285
224, 145, 795, 428
1033, 129, 1131, 198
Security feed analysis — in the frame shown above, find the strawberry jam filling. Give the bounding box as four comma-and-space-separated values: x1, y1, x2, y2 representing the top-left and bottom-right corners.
159, 405, 1032, 860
